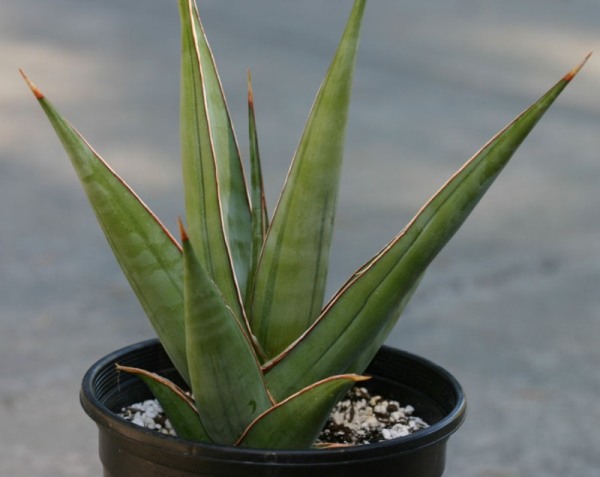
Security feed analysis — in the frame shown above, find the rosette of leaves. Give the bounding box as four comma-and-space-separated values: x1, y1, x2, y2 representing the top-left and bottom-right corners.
22, 0, 586, 449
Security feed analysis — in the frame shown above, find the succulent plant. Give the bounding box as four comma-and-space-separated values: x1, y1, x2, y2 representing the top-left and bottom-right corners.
22, 0, 586, 449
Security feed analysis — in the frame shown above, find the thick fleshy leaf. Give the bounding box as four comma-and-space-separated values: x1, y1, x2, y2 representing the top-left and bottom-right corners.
237, 374, 368, 449
21, 71, 190, 384
116, 365, 210, 442
264, 57, 588, 400
178, 0, 250, 324
250, 0, 366, 358
181, 222, 272, 445
344, 273, 423, 375
245, 71, 269, 307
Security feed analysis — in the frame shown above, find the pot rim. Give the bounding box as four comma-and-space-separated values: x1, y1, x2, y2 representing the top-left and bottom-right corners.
81, 339, 466, 461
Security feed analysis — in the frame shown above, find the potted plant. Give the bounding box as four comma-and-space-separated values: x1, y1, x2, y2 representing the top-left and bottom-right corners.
22, 0, 586, 475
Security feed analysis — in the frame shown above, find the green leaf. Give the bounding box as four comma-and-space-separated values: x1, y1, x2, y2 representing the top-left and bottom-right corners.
237, 374, 368, 449
181, 222, 272, 445
21, 71, 190, 384
264, 58, 588, 400
250, 0, 367, 358
178, 0, 251, 324
245, 71, 269, 307
116, 365, 210, 442
344, 273, 424, 375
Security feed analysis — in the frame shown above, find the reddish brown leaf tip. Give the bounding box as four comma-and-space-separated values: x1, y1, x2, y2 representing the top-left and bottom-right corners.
350, 374, 371, 382
247, 69, 254, 108
177, 217, 189, 242
564, 52, 592, 82
19, 69, 45, 100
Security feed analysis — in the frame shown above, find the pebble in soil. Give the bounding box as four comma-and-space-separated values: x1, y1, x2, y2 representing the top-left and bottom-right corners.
119, 386, 429, 445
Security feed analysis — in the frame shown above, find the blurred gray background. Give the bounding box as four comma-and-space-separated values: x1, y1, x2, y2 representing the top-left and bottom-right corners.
1, 1, 599, 476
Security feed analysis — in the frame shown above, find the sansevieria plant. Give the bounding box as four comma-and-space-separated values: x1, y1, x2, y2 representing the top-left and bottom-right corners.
22, 0, 586, 449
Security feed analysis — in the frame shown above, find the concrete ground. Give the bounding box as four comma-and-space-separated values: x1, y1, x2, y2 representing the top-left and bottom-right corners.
1, 1, 599, 476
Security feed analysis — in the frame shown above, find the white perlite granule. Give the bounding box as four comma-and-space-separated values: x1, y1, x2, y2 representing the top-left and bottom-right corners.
119, 387, 429, 445
120, 399, 175, 436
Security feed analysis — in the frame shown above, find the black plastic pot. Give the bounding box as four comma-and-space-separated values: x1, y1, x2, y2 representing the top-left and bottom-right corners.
81, 339, 466, 477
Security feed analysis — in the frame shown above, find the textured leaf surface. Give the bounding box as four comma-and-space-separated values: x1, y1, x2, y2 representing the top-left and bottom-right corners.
21, 72, 190, 384
250, 0, 366, 358
245, 71, 269, 307
265, 59, 586, 400
116, 365, 210, 442
237, 374, 368, 449
181, 224, 272, 445
178, 0, 250, 324
344, 274, 423, 375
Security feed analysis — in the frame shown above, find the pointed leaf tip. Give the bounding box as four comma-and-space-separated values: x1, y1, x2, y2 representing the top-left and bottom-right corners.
247, 70, 255, 108
177, 217, 189, 242
564, 52, 592, 82
19, 69, 44, 100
